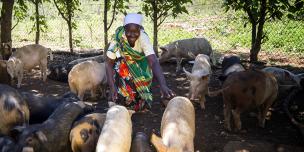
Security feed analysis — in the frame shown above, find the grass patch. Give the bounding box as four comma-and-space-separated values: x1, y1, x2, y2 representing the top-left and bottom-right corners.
10, 0, 304, 58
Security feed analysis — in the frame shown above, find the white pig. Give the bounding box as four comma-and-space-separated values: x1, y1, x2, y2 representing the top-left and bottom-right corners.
159, 37, 214, 72
183, 54, 212, 109
68, 61, 107, 100
96, 105, 134, 152
151, 96, 195, 152
6, 44, 53, 88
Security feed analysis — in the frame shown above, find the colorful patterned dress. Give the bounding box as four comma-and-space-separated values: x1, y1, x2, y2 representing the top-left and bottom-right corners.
108, 26, 153, 111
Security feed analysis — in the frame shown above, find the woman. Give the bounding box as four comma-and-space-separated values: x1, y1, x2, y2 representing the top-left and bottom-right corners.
106, 13, 174, 112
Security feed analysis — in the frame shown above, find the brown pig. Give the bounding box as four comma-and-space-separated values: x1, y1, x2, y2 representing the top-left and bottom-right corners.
70, 113, 106, 152
0, 84, 29, 136
209, 69, 278, 131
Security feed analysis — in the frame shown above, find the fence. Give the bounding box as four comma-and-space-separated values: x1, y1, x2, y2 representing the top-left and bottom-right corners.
9, 0, 304, 54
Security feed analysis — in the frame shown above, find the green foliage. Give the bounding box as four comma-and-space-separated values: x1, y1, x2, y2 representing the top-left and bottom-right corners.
53, 0, 81, 29
30, 0, 50, 34
222, 0, 302, 61
107, 0, 129, 15
288, 0, 304, 20
105, 0, 129, 29
9, 0, 304, 58
141, 0, 192, 28
29, 15, 48, 33
223, 0, 291, 24
13, 0, 28, 30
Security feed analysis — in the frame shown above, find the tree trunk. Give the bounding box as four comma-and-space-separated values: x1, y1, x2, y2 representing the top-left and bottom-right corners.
250, 23, 258, 62
35, 0, 40, 44
67, 1, 73, 53
1, 0, 15, 60
251, 23, 256, 50
68, 20, 73, 53
250, 0, 267, 62
104, 0, 108, 51
152, 0, 158, 57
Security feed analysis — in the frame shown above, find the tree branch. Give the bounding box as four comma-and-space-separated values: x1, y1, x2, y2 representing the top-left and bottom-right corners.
11, 19, 20, 30
157, 9, 168, 20
242, 0, 258, 24
157, 14, 169, 28
107, 0, 118, 30
53, 0, 68, 22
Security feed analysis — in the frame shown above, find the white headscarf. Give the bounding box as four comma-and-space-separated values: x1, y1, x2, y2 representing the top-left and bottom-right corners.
124, 13, 143, 26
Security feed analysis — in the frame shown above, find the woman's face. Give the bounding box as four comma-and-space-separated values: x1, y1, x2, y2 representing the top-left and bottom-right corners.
125, 23, 140, 47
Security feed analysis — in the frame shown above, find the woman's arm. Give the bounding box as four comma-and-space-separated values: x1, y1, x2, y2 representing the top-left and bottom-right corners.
147, 54, 175, 98
105, 57, 118, 101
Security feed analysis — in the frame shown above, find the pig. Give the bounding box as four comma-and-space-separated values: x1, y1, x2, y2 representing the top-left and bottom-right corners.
68, 61, 107, 100
47, 65, 68, 82
218, 55, 245, 82
1, 42, 12, 60
21, 91, 79, 124
6, 44, 53, 88
0, 84, 29, 135
262, 67, 304, 91
131, 132, 153, 152
70, 113, 106, 152
159, 38, 214, 72
183, 54, 212, 109
151, 96, 195, 152
0, 60, 11, 85
48, 55, 104, 83
96, 105, 134, 152
66, 55, 104, 72
13, 102, 85, 152
0, 135, 16, 152
208, 70, 278, 131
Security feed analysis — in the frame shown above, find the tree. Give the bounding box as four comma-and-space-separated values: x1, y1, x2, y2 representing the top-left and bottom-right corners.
1, 0, 15, 60
141, 0, 192, 56
223, 0, 296, 62
103, 0, 128, 50
288, 0, 304, 20
53, 0, 80, 53
29, 0, 49, 44
12, 0, 28, 31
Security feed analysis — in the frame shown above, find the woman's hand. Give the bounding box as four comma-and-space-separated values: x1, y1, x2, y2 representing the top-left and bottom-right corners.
106, 58, 118, 102
147, 54, 175, 99
160, 85, 175, 99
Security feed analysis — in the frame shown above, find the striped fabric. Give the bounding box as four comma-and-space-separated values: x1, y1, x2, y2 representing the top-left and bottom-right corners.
109, 26, 153, 111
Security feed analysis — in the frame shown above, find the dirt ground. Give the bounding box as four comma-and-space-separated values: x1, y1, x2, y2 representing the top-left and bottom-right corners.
15, 51, 304, 152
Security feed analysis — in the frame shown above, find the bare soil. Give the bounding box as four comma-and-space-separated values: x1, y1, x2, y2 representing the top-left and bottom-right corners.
15, 50, 304, 152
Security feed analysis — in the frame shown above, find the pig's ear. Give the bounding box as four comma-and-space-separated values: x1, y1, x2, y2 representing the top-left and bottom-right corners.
159, 46, 167, 52
183, 67, 193, 79
35, 131, 48, 142
128, 110, 135, 117
108, 101, 116, 108
150, 133, 167, 152
174, 41, 179, 48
